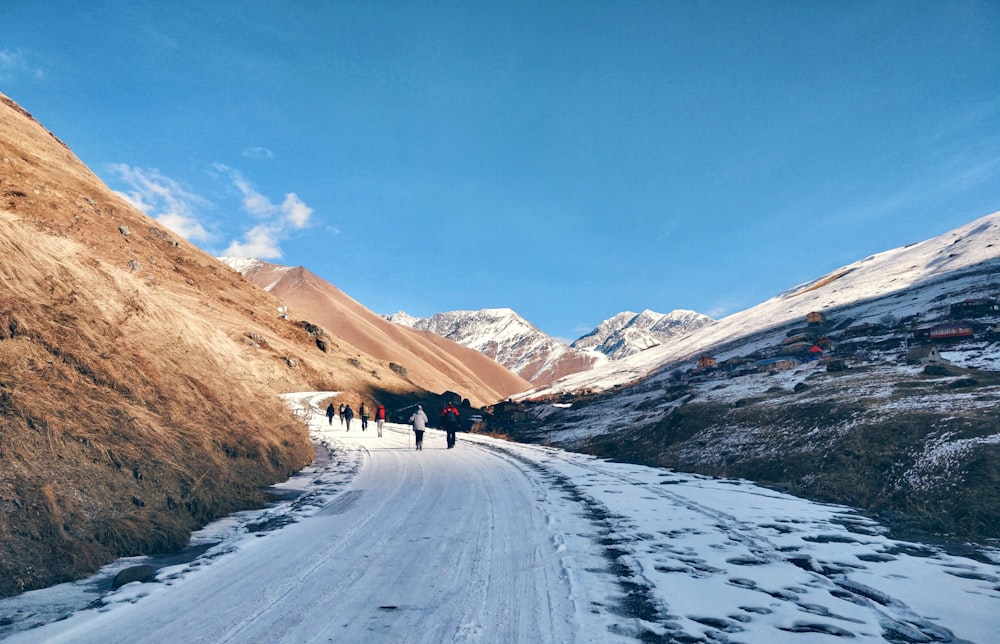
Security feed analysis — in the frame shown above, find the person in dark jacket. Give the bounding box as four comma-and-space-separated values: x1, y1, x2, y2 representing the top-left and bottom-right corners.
359, 402, 369, 431
338, 403, 346, 426
344, 404, 355, 431
326, 403, 335, 426
441, 402, 460, 449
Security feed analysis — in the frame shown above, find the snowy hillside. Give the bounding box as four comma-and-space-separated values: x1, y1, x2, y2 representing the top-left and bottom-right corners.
386, 308, 606, 385
571, 308, 714, 359
527, 210, 1000, 397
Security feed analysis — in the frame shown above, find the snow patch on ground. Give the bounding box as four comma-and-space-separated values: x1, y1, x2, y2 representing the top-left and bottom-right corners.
2, 392, 998, 643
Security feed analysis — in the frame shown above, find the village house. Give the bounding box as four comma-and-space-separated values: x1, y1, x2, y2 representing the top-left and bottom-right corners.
814, 337, 835, 351
913, 323, 974, 342
843, 322, 884, 338
807, 311, 825, 325
757, 356, 799, 372
949, 298, 1000, 318
782, 333, 816, 346
906, 344, 948, 365
721, 356, 746, 370
784, 342, 817, 357
697, 355, 717, 369
442, 391, 464, 405
491, 400, 528, 423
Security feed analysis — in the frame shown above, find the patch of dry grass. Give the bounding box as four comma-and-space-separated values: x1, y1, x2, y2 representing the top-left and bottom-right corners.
0, 93, 427, 596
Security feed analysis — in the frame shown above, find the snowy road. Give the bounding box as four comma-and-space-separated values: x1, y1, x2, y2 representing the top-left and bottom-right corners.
3, 392, 998, 643
5, 393, 627, 643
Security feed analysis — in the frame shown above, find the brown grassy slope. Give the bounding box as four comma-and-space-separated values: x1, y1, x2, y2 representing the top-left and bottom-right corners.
0, 93, 422, 597
237, 261, 533, 407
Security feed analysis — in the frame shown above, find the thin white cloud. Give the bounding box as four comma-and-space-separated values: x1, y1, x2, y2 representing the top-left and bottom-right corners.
242, 146, 274, 160
109, 164, 213, 242
0, 48, 43, 83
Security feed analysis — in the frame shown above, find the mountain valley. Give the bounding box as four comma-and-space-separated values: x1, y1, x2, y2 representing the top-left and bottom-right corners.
3, 84, 999, 605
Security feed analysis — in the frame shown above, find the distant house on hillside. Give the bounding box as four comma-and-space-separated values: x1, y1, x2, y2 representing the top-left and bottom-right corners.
914, 323, 974, 342
757, 356, 799, 372
949, 298, 1000, 318
906, 344, 947, 365
721, 356, 746, 370
442, 391, 464, 405
491, 400, 527, 423
843, 323, 883, 338
782, 341, 815, 356
697, 355, 717, 369
783, 333, 815, 346
807, 311, 825, 326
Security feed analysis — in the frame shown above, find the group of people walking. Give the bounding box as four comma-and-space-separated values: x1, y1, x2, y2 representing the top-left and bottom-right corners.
326, 401, 387, 437
325, 399, 462, 451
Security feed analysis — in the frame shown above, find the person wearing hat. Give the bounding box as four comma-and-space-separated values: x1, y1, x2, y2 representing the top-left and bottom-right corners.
409, 404, 428, 450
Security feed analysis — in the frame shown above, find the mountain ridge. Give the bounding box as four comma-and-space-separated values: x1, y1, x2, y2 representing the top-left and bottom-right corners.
571, 308, 714, 359
220, 259, 532, 407
385, 306, 714, 386
385, 308, 605, 386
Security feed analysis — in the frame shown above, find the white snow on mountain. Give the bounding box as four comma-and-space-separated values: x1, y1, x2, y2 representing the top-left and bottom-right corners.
525, 209, 1000, 398
386, 307, 607, 385
572, 309, 714, 359
218, 256, 295, 292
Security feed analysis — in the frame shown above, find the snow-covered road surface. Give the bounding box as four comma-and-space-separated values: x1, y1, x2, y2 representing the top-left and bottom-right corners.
3, 392, 998, 643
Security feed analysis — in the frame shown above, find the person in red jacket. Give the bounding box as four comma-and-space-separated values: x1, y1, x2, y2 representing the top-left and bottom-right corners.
375, 404, 386, 437
441, 402, 460, 449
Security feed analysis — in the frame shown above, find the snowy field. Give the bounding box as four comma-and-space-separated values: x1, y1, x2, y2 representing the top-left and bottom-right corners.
2, 392, 998, 643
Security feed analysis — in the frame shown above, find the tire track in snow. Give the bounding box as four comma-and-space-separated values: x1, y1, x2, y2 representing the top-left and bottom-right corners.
471, 441, 669, 641
476, 438, 975, 643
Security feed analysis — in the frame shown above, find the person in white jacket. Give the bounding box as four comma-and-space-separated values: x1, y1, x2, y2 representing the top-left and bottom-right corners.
409, 404, 429, 450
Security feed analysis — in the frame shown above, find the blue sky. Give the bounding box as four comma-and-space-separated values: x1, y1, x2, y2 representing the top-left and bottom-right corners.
3, 2, 999, 340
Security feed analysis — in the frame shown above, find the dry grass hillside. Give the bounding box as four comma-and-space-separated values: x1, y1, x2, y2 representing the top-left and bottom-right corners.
0, 93, 425, 597
231, 261, 532, 407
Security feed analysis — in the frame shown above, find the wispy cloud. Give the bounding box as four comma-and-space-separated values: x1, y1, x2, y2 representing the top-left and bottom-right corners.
242, 146, 274, 160
109, 164, 213, 242
0, 48, 43, 83
214, 163, 314, 260
109, 163, 314, 260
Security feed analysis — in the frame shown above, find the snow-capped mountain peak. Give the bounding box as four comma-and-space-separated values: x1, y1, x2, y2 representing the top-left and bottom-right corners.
386, 308, 605, 386
572, 308, 714, 359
